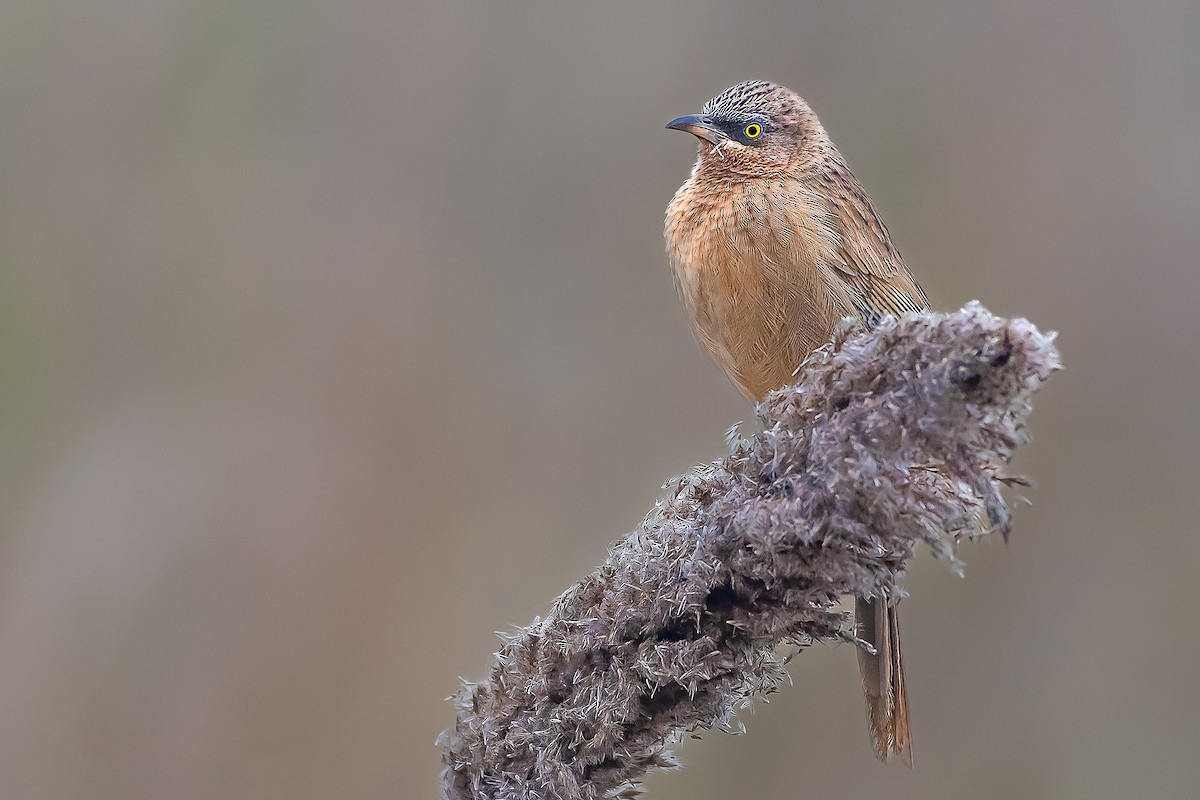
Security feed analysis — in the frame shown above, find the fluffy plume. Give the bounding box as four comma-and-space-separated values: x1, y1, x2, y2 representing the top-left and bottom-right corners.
440, 303, 1060, 799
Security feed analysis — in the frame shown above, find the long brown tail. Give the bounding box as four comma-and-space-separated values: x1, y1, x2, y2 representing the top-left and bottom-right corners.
855, 595, 913, 766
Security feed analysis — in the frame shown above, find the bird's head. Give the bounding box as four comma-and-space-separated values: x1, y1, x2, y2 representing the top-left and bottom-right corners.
666, 80, 827, 176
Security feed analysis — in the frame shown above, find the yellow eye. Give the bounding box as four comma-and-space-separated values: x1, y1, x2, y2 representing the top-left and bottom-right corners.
744, 123, 762, 139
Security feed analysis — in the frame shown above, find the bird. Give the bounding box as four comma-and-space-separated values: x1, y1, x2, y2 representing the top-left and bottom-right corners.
664, 79, 928, 766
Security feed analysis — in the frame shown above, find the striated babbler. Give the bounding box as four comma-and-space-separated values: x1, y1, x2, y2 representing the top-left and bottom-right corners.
665, 79, 928, 765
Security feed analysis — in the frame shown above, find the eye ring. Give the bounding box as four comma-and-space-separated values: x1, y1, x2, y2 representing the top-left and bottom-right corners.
743, 123, 762, 139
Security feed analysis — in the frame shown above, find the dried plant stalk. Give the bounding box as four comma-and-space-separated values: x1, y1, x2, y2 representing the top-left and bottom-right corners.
440, 303, 1060, 800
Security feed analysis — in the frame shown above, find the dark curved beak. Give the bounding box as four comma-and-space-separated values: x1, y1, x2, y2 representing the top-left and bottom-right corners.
665, 114, 727, 145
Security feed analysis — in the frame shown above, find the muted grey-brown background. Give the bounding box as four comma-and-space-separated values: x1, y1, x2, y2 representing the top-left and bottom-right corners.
0, 2, 1197, 798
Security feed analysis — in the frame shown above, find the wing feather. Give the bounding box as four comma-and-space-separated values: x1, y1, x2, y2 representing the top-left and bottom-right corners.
820, 160, 928, 318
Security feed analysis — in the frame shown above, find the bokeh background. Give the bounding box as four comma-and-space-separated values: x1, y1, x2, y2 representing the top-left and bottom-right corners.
1, 2, 1197, 798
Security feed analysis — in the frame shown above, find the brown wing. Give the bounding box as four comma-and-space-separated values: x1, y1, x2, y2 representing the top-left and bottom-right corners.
821, 160, 928, 318
855, 595, 913, 767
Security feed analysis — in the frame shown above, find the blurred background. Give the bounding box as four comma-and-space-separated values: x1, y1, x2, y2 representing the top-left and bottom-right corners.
0, 2, 1197, 798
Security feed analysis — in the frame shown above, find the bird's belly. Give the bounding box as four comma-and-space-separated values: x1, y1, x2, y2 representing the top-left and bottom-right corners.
674, 248, 842, 403
666, 179, 851, 402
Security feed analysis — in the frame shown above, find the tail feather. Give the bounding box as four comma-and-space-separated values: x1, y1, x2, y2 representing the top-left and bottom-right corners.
855, 595, 913, 767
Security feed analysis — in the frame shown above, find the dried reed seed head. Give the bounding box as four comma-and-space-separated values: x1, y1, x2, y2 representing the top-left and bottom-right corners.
442, 304, 1059, 800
